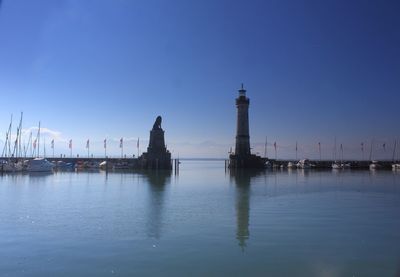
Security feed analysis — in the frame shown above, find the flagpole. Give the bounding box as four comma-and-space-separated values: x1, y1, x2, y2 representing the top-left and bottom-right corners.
361, 142, 364, 161
318, 142, 321, 161
120, 138, 123, 158
104, 139, 107, 158
137, 137, 140, 159
69, 140, 72, 158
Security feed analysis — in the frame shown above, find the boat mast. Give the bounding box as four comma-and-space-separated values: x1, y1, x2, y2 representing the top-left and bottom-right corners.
12, 112, 23, 158
1, 115, 12, 157
43, 137, 46, 158
36, 121, 41, 158
7, 114, 13, 157
392, 140, 397, 163
369, 139, 373, 161
12, 126, 19, 158
340, 143, 343, 164
27, 132, 32, 157
333, 136, 337, 161
264, 136, 267, 158
18, 112, 23, 159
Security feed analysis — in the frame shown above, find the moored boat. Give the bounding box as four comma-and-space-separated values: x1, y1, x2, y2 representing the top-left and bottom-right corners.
54, 161, 74, 170
287, 161, 295, 169
113, 161, 130, 170
1, 160, 24, 172
28, 158, 54, 172
332, 161, 343, 169
84, 160, 100, 169
297, 159, 312, 169
99, 161, 108, 170
369, 160, 381, 170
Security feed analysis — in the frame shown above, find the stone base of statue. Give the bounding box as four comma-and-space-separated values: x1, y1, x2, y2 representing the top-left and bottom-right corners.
139, 116, 172, 170
229, 154, 266, 169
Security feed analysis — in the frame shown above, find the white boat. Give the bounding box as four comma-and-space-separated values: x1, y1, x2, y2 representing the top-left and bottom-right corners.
296, 159, 312, 169
332, 161, 343, 169
287, 162, 295, 169
392, 164, 400, 170
369, 161, 381, 170
343, 163, 351, 168
99, 161, 108, 170
28, 158, 54, 172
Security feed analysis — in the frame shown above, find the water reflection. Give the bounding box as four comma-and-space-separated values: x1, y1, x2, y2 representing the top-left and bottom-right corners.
141, 170, 171, 239
230, 169, 266, 251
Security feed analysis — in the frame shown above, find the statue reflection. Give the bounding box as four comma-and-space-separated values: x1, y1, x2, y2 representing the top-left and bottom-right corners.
141, 170, 171, 239
230, 169, 265, 251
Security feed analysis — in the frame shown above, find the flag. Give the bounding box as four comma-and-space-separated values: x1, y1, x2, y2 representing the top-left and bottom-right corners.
104, 139, 107, 149
33, 139, 37, 149
274, 142, 277, 149
120, 138, 123, 148
361, 142, 364, 151
318, 142, 321, 148
383, 143, 386, 151
340, 143, 343, 151
86, 139, 89, 149
69, 139, 72, 149
137, 137, 139, 148
51, 139, 54, 149
295, 141, 298, 151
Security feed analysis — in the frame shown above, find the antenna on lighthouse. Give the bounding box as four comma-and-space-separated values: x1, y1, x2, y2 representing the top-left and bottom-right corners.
239, 83, 246, 96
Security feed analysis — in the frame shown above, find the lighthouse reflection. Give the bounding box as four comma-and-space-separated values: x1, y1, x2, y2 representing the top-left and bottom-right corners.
141, 170, 171, 239
230, 169, 265, 251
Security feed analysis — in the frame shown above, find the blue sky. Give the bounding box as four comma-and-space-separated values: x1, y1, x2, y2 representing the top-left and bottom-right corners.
0, 0, 399, 159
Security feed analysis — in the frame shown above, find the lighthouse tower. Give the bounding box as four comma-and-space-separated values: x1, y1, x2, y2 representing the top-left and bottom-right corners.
235, 84, 251, 156
229, 84, 265, 169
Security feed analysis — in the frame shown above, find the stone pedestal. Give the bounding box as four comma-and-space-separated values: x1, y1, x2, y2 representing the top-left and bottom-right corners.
148, 129, 167, 154
140, 117, 172, 170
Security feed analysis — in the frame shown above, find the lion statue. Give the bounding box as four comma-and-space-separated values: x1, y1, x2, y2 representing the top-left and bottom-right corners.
152, 116, 162, 130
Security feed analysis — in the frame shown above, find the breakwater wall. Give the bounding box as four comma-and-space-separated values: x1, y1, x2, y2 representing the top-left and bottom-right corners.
226, 159, 398, 170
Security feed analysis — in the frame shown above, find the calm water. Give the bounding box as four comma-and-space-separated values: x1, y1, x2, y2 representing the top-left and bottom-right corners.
1, 161, 400, 276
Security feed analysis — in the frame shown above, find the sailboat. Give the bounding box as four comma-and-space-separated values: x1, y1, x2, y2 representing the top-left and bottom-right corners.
2, 113, 25, 172
331, 137, 343, 169
369, 139, 381, 170
27, 121, 54, 173
392, 140, 400, 170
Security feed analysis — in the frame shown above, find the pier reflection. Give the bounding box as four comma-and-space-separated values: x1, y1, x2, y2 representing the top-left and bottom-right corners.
141, 170, 171, 239
230, 169, 266, 251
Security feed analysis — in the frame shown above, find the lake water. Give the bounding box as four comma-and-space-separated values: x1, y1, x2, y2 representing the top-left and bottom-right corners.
1, 160, 400, 276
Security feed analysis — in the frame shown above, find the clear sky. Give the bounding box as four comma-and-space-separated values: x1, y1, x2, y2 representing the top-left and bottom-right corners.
0, 0, 399, 159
